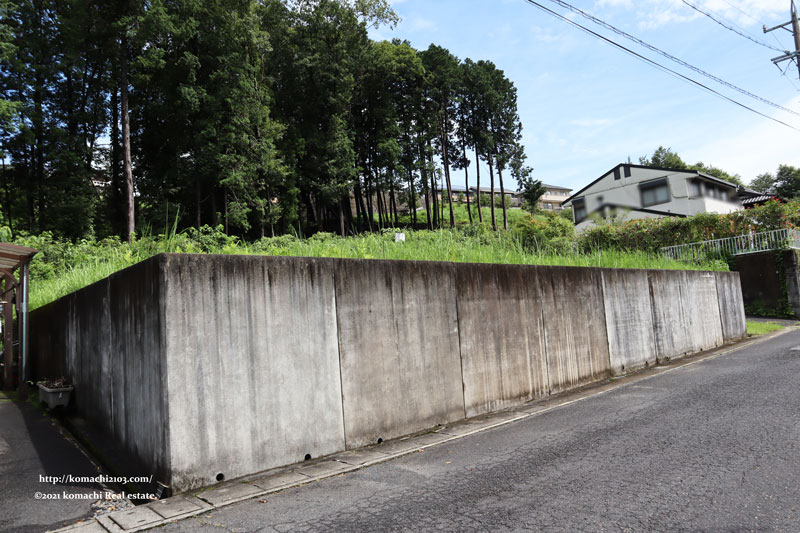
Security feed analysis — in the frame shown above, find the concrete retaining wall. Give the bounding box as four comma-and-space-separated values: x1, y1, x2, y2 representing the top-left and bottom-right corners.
29, 254, 747, 492
601, 269, 658, 375
335, 259, 464, 448
456, 263, 548, 418
715, 271, 747, 342
162, 255, 346, 490
29, 258, 170, 481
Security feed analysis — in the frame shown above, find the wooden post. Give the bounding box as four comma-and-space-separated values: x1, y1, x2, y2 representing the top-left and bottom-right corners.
1, 271, 16, 389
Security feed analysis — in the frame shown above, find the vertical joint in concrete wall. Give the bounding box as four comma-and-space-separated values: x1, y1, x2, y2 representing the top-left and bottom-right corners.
332, 262, 349, 450
453, 265, 468, 420
540, 305, 551, 396
712, 271, 726, 344
597, 271, 613, 376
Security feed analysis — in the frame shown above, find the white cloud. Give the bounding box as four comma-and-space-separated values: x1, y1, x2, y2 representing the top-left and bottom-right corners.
410, 17, 435, 31
569, 118, 614, 127
593, 0, 790, 30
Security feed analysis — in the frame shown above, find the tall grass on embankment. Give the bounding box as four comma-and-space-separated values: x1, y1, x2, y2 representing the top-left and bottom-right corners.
16, 226, 727, 311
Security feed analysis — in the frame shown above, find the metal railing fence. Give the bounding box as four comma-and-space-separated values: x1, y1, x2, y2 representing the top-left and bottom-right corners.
660, 228, 800, 262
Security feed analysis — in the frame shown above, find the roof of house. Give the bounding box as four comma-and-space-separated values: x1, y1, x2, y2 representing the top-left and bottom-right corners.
741, 195, 779, 206
564, 163, 740, 205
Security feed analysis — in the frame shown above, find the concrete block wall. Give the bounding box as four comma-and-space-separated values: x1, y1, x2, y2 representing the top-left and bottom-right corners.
29, 254, 747, 493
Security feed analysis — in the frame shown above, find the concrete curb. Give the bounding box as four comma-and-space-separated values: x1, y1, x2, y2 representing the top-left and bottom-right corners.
49, 327, 795, 533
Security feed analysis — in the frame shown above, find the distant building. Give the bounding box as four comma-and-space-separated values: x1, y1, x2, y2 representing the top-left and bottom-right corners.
436, 183, 572, 210
563, 163, 743, 231
530, 184, 572, 211
436, 186, 518, 206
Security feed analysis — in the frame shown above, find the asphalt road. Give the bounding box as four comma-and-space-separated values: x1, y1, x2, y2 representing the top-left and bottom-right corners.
0, 392, 106, 533
158, 329, 800, 532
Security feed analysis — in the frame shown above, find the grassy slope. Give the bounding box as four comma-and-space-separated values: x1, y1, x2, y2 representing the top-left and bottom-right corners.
25, 227, 727, 311
745, 320, 785, 336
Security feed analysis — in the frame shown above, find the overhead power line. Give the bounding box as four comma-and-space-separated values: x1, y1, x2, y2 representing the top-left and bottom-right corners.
681, 0, 786, 53
538, 0, 800, 119
521, 0, 800, 133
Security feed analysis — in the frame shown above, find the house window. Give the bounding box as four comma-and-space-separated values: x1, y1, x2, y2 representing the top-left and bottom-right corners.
573, 198, 587, 223
688, 180, 701, 197
639, 179, 670, 207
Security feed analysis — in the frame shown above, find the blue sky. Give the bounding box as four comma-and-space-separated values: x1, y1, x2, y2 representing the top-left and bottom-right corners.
369, 0, 800, 193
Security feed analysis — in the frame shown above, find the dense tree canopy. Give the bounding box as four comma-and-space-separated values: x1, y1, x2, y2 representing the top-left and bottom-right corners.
768, 165, 800, 199
639, 146, 743, 186
0, 0, 529, 240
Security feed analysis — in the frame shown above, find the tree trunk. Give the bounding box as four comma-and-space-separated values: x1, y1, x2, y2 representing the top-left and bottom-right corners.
497, 154, 508, 231
355, 179, 368, 232
408, 169, 417, 225
110, 85, 121, 235
1, 158, 13, 235
34, 77, 44, 232
377, 185, 386, 229
419, 144, 432, 230
365, 173, 375, 231
307, 192, 318, 224
25, 148, 33, 229
338, 198, 345, 237
120, 33, 135, 242
195, 174, 202, 229
474, 145, 483, 223
463, 145, 473, 224
439, 173, 444, 225
390, 181, 398, 226
224, 188, 229, 235
488, 152, 497, 231
426, 144, 438, 228
211, 187, 218, 226
421, 165, 433, 229
440, 131, 455, 228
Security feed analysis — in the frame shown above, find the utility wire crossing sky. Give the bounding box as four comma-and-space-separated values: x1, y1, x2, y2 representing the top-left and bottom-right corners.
373, 0, 800, 191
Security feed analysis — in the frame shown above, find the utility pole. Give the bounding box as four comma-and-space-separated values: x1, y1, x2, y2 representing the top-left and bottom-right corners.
764, 0, 800, 80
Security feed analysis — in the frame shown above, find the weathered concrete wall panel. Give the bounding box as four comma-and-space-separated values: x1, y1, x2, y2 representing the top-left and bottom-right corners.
163, 255, 345, 491
715, 271, 747, 342
455, 263, 548, 417
538, 267, 611, 393
601, 269, 657, 374
28, 257, 169, 481
649, 270, 724, 359
335, 259, 464, 449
